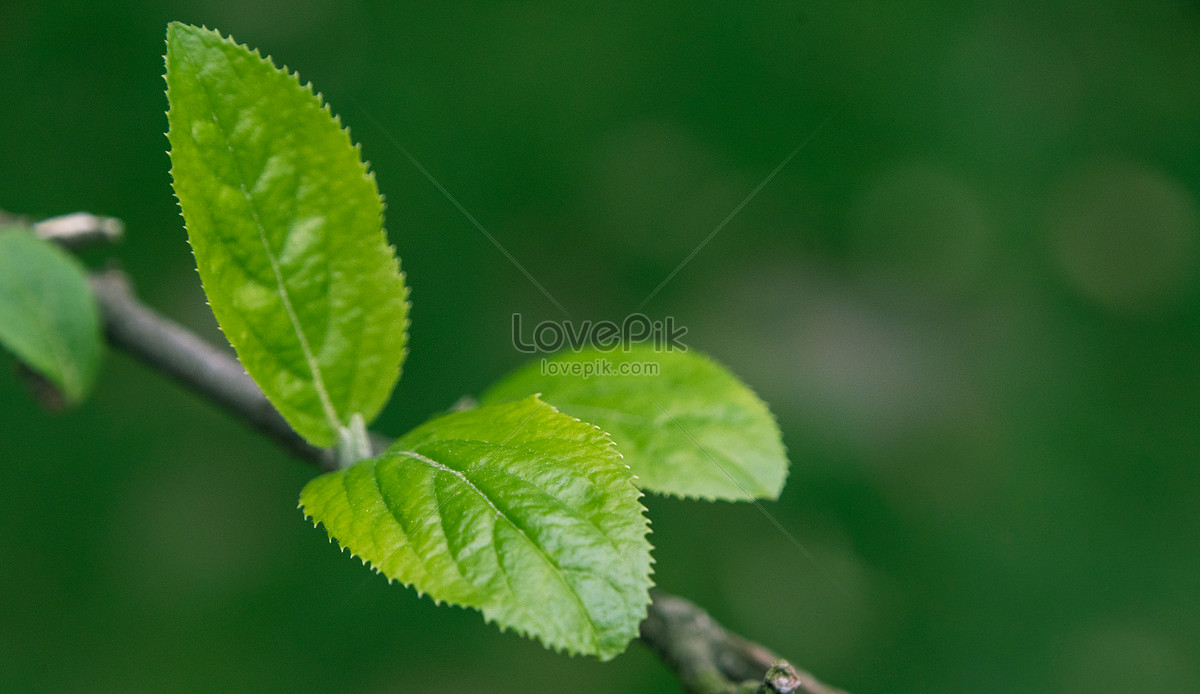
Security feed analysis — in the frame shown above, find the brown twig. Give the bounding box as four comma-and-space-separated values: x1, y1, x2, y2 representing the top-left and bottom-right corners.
49, 224, 850, 694
89, 270, 337, 470
642, 590, 849, 694
36, 211, 125, 250
0, 208, 125, 249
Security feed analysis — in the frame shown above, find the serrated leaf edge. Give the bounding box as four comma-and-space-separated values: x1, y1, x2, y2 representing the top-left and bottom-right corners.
648, 349, 790, 503
298, 398, 655, 660
164, 23, 411, 443
486, 348, 791, 503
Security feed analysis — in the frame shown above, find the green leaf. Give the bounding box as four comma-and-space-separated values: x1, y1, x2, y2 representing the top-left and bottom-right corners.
165, 23, 408, 447
481, 346, 788, 501
0, 228, 103, 404
300, 396, 654, 659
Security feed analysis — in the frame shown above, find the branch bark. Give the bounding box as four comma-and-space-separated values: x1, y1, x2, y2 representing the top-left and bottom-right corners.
90, 271, 337, 470
642, 591, 849, 694
83, 264, 849, 694
36, 211, 125, 250
1, 209, 126, 249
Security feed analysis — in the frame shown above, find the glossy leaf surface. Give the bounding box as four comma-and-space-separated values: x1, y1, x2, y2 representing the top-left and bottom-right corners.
482, 346, 789, 501
166, 23, 408, 446
300, 396, 654, 659
0, 229, 103, 404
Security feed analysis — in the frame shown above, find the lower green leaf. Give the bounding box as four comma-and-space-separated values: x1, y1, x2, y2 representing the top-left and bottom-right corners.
300, 396, 653, 659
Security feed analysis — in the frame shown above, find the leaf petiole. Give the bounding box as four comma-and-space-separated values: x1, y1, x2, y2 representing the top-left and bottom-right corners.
336, 413, 372, 468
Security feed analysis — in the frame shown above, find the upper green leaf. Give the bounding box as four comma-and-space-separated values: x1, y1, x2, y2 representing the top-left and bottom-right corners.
165, 23, 408, 447
0, 228, 103, 404
300, 396, 654, 659
481, 346, 789, 501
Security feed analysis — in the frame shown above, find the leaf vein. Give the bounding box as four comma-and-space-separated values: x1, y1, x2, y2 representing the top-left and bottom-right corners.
395, 450, 601, 644
177, 44, 342, 433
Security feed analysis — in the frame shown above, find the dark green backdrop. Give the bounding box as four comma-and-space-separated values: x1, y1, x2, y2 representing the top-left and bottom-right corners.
3, 1, 1199, 691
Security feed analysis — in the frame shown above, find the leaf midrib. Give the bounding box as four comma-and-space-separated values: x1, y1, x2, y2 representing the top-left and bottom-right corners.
392, 436, 636, 560
388, 450, 603, 646
176, 40, 341, 434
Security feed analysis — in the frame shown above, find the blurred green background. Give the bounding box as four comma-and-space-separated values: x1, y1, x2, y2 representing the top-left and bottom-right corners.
3, 1, 1199, 691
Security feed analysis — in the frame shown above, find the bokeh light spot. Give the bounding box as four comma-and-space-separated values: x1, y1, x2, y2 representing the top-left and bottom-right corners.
1049, 160, 1198, 314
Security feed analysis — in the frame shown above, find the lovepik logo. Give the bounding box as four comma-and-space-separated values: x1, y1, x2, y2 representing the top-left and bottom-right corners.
512, 313, 688, 354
